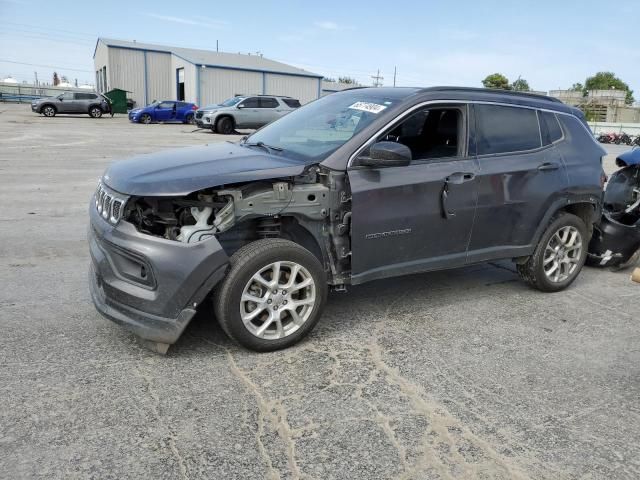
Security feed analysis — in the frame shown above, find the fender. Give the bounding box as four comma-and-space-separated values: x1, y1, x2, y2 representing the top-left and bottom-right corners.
529, 194, 601, 249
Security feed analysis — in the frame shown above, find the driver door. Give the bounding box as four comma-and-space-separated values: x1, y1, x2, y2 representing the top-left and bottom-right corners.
57, 92, 75, 112
348, 104, 479, 284
236, 97, 260, 128
154, 101, 175, 122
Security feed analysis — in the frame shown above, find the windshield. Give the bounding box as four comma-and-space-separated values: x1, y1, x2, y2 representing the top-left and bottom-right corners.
245, 93, 399, 162
220, 96, 244, 107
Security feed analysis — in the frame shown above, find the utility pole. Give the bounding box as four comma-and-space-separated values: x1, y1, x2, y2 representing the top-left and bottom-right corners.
34, 71, 38, 87
371, 69, 384, 87
393, 66, 397, 87
216, 40, 219, 52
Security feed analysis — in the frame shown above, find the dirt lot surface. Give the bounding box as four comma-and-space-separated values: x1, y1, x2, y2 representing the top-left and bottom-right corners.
1, 103, 638, 479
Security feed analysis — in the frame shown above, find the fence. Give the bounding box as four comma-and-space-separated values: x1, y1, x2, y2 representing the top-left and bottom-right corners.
588, 121, 640, 136
0, 83, 93, 103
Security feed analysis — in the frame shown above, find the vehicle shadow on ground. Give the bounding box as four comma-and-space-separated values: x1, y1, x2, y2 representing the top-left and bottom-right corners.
171, 261, 524, 355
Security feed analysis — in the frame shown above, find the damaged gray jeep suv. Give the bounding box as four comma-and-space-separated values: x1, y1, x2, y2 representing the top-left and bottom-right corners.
89, 87, 605, 352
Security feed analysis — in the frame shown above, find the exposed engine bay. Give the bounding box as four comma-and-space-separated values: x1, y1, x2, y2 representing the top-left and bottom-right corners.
123, 166, 353, 284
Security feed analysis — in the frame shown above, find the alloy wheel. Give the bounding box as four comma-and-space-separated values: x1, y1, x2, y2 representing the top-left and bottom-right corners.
240, 261, 316, 340
543, 226, 583, 283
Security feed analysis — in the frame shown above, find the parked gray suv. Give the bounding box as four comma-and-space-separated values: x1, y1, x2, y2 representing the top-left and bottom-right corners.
32, 91, 112, 118
195, 95, 301, 134
89, 87, 605, 353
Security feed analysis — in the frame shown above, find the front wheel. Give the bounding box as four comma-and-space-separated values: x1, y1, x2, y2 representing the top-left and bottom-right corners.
89, 106, 103, 118
42, 105, 56, 117
216, 116, 234, 134
517, 212, 588, 292
140, 113, 152, 124
213, 239, 328, 351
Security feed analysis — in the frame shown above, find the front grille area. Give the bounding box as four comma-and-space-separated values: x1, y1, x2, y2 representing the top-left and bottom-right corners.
195, 111, 204, 119
95, 182, 128, 225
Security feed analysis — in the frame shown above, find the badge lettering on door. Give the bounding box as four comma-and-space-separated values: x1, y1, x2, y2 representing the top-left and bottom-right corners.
365, 228, 412, 240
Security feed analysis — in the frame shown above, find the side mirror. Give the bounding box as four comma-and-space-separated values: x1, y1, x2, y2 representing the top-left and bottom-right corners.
358, 141, 412, 168
237, 104, 245, 109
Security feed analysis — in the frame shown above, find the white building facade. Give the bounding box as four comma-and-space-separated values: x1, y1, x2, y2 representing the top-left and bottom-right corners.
94, 38, 323, 108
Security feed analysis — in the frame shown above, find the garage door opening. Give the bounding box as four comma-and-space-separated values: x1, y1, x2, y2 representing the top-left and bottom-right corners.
176, 68, 185, 101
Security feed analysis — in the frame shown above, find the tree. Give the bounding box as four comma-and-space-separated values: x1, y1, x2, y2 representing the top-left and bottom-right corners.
482, 73, 511, 90
511, 78, 530, 91
584, 71, 634, 105
569, 82, 583, 92
338, 76, 357, 85
53, 71, 59, 86
324, 77, 337, 83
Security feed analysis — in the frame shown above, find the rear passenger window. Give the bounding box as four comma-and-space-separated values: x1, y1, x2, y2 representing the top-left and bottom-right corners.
259, 97, 279, 108
540, 111, 563, 145
475, 105, 541, 155
282, 98, 301, 108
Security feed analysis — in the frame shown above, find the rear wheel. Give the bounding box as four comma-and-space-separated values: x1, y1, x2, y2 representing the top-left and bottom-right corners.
42, 105, 56, 117
140, 113, 152, 124
213, 239, 328, 351
216, 116, 234, 135
89, 106, 103, 118
517, 212, 588, 292
184, 113, 194, 124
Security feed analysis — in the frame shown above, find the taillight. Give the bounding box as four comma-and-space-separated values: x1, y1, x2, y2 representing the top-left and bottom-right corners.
192, 105, 198, 110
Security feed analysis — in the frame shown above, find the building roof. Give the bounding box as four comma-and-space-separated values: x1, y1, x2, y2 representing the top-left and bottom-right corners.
96, 38, 322, 78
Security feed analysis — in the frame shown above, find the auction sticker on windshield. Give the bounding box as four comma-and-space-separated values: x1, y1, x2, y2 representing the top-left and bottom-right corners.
348, 102, 387, 114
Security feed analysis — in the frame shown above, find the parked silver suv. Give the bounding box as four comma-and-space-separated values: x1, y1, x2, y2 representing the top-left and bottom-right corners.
32, 91, 112, 118
195, 95, 301, 134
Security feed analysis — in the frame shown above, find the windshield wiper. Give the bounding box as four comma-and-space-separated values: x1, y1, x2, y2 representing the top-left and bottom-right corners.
242, 141, 283, 153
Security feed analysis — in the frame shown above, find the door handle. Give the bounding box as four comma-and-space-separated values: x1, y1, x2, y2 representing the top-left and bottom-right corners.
445, 172, 475, 184
441, 184, 453, 219
538, 162, 560, 171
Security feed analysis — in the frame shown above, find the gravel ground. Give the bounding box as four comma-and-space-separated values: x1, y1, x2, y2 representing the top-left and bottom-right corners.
0, 103, 638, 479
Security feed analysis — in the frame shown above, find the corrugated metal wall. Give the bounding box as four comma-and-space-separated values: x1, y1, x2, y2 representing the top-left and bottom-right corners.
108, 48, 145, 107
93, 42, 109, 93
199, 68, 262, 106
171, 56, 197, 104
145, 52, 172, 103
265, 73, 319, 104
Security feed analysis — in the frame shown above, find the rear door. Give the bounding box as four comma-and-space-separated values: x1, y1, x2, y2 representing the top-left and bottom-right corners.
258, 97, 281, 124
348, 104, 479, 283
466, 104, 569, 262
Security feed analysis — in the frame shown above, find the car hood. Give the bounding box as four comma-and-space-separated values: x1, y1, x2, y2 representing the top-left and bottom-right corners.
103, 143, 317, 196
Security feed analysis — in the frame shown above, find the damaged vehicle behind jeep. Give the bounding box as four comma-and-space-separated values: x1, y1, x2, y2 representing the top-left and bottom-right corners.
89, 87, 605, 352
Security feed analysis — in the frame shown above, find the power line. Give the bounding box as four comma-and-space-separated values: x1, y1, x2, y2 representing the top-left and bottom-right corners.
0, 59, 92, 73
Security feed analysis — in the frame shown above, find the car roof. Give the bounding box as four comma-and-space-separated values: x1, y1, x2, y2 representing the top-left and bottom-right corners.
337, 86, 570, 113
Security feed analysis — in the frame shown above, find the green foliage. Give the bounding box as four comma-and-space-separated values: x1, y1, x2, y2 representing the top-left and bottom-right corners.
482, 73, 511, 90
338, 76, 357, 85
511, 78, 530, 91
584, 72, 634, 104
324, 77, 336, 83
569, 82, 584, 92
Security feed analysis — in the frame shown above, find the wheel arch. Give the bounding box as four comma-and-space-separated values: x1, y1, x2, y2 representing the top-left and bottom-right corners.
531, 198, 600, 247
215, 114, 235, 128
88, 103, 103, 113
40, 103, 56, 114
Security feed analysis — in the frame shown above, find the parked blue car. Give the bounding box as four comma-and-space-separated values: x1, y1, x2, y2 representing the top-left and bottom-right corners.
128, 100, 198, 124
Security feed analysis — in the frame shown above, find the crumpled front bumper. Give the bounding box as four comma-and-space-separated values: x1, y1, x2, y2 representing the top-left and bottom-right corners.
88, 200, 229, 344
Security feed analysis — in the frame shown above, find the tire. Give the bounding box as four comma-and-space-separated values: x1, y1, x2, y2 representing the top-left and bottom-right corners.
517, 212, 588, 292
184, 113, 194, 125
89, 106, 103, 118
213, 239, 328, 351
216, 116, 234, 135
140, 113, 152, 124
42, 105, 56, 117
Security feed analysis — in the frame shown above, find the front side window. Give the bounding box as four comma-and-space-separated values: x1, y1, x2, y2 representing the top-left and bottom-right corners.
240, 97, 260, 108
259, 97, 279, 108
60, 92, 74, 101
476, 104, 541, 155
376, 107, 463, 160
158, 101, 174, 109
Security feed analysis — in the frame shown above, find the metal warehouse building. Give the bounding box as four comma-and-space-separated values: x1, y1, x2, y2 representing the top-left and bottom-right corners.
93, 38, 323, 108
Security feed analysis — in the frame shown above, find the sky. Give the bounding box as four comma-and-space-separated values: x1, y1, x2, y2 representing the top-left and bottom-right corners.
1, 0, 638, 97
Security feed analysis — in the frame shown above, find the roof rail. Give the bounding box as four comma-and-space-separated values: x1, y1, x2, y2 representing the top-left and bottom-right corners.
420, 86, 563, 103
